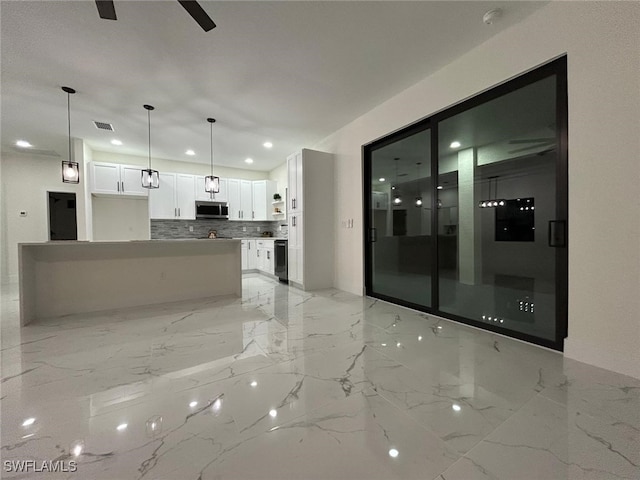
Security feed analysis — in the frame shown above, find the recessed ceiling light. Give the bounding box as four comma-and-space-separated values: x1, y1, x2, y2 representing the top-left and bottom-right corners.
245, 158, 254, 164
437, 185, 443, 190
263, 142, 273, 149
116, 423, 128, 431
185, 149, 195, 156
379, 178, 385, 182
269, 409, 277, 418
388, 448, 399, 458
189, 401, 198, 408
16, 140, 32, 148
450, 141, 461, 149
111, 139, 123, 146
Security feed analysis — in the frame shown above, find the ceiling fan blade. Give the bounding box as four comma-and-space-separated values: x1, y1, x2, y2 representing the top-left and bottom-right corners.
177, 1, 216, 31
508, 137, 555, 144
95, 0, 117, 20
508, 143, 555, 154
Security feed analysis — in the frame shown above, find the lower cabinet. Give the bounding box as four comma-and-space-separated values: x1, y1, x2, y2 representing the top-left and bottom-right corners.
241, 240, 257, 271
241, 239, 275, 275
256, 240, 274, 275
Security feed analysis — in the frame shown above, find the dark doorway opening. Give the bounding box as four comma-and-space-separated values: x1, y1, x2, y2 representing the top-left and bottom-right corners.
48, 192, 78, 240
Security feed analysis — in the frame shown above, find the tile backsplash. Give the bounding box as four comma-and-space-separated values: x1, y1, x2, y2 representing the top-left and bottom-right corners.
151, 219, 286, 239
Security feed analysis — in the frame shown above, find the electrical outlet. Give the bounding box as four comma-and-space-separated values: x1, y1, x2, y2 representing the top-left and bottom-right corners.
257, 226, 261, 232
19, 211, 27, 217
189, 226, 194, 232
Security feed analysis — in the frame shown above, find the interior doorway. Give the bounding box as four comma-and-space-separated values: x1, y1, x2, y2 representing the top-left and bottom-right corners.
48, 191, 78, 241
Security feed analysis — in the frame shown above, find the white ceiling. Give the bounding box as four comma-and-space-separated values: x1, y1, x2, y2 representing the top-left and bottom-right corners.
1, 1, 548, 173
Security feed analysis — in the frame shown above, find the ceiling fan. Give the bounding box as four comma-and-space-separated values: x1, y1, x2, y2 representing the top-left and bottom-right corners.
507, 137, 555, 155
95, 0, 216, 32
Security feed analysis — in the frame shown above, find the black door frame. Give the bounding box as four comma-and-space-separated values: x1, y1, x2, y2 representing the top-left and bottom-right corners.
363, 56, 568, 351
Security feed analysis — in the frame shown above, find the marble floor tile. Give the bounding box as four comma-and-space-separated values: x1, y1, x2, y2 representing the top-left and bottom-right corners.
1, 276, 639, 479
440, 393, 640, 480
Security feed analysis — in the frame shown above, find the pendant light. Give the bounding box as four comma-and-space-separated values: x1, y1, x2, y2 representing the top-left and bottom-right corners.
61, 87, 79, 183
393, 157, 402, 205
414, 162, 423, 207
141, 104, 159, 189
204, 117, 220, 195
478, 175, 505, 208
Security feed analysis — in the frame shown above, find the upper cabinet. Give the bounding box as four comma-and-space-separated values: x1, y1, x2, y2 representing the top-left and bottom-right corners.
195, 176, 228, 203
91, 162, 148, 198
287, 152, 303, 212
227, 179, 276, 221
149, 173, 195, 220
228, 179, 252, 220
252, 180, 277, 221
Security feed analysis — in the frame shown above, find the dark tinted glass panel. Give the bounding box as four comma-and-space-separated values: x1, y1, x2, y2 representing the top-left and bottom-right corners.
437, 75, 557, 341
370, 129, 432, 308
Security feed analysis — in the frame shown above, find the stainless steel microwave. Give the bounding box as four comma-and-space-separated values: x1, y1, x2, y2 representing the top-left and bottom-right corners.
195, 201, 229, 219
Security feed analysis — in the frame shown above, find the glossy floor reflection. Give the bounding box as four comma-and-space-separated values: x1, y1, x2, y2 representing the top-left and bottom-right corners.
1, 275, 638, 479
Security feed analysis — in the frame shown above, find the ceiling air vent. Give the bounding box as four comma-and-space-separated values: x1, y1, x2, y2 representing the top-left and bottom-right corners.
93, 121, 114, 131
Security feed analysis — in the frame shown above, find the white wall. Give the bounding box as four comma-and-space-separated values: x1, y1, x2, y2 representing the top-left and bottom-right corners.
1, 140, 89, 282
314, 2, 640, 379
269, 162, 288, 199
92, 197, 150, 241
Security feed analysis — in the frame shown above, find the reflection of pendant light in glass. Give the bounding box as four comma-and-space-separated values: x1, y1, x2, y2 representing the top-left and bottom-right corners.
61, 87, 79, 183
393, 157, 402, 205
415, 162, 423, 207
204, 117, 220, 195
141, 105, 159, 189
478, 175, 505, 208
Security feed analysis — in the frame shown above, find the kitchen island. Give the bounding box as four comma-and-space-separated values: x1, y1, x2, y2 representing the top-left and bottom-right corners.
18, 239, 242, 325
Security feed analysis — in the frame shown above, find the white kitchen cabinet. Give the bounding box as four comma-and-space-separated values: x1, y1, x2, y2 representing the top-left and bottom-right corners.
176, 174, 196, 219
91, 162, 148, 198
241, 180, 253, 220
241, 241, 248, 270
149, 172, 196, 220
241, 239, 257, 271
287, 152, 303, 213
286, 149, 334, 290
195, 176, 228, 203
252, 180, 277, 221
256, 239, 275, 275
228, 179, 253, 220
244, 239, 257, 270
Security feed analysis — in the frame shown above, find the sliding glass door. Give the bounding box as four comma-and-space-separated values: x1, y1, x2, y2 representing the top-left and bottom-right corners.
367, 128, 432, 309
364, 58, 567, 349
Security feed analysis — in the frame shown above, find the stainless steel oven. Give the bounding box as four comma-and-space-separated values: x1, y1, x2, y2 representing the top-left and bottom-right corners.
274, 239, 288, 282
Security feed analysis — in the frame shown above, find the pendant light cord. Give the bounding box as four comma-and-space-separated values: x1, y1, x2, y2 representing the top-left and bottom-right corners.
147, 108, 151, 170
67, 91, 71, 162
210, 121, 213, 177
